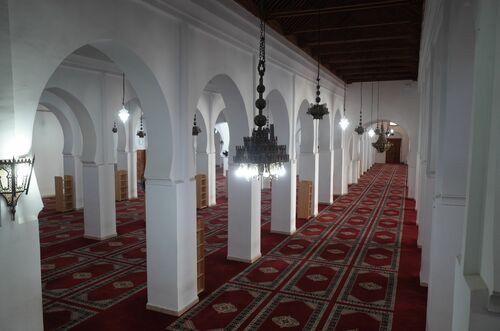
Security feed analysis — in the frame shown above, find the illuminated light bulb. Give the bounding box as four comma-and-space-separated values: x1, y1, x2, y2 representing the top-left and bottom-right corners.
277, 165, 286, 177
118, 106, 130, 123
368, 128, 375, 138
339, 116, 350, 131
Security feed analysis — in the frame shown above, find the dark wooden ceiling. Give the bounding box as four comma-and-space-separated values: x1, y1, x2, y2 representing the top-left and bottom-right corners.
234, 0, 424, 83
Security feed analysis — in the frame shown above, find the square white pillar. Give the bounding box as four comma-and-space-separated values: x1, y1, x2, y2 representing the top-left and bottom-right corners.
227, 165, 261, 263
82, 163, 117, 240
318, 150, 334, 204
271, 161, 297, 235
145, 178, 198, 316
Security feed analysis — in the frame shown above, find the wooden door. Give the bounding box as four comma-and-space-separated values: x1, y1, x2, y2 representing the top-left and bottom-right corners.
386, 138, 401, 164
137, 150, 146, 180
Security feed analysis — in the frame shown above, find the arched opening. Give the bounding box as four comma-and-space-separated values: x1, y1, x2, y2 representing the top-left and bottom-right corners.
33, 42, 177, 329
364, 120, 410, 165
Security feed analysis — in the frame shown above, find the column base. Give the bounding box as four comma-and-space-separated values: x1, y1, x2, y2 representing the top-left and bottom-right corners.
146, 296, 199, 316
270, 229, 296, 236
83, 233, 117, 241
227, 254, 261, 264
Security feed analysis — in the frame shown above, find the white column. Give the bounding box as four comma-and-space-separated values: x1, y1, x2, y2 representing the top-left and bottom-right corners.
227, 165, 261, 262
63, 153, 83, 209
333, 147, 347, 195
145, 178, 198, 316
271, 161, 297, 235
129, 151, 138, 199
117, 150, 130, 199
82, 163, 117, 240
318, 150, 334, 204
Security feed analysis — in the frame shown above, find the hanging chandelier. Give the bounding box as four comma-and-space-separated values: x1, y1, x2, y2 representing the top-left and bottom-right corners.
233, 8, 289, 180
307, 6, 328, 120
118, 73, 130, 123
372, 121, 392, 153
136, 114, 146, 138
354, 82, 364, 135
339, 82, 350, 130
192, 114, 202, 136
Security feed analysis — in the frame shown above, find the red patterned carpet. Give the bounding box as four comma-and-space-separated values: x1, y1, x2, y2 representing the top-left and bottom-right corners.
39, 164, 426, 330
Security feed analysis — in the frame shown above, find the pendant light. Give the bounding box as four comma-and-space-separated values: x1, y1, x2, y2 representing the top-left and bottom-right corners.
339, 81, 350, 130
118, 73, 130, 123
112, 121, 118, 133
307, 5, 328, 120
367, 82, 375, 138
192, 113, 201, 136
137, 114, 146, 138
233, 4, 289, 180
354, 82, 365, 135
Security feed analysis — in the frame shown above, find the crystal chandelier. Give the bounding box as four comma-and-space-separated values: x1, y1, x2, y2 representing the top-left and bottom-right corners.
339, 82, 350, 130
372, 121, 392, 153
192, 114, 201, 136
136, 114, 146, 138
354, 82, 364, 135
307, 6, 328, 120
233, 9, 289, 180
118, 73, 130, 123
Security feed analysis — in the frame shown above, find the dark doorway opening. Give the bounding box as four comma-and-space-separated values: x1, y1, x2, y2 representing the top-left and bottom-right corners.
386, 138, 402, 164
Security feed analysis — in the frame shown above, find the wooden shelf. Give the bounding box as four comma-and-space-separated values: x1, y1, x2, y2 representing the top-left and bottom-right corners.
297, 180, 313, 219
115, 170, 128, 201
196, 174, 207, 209
55, 175, 74, 212
196, 218, 205, 294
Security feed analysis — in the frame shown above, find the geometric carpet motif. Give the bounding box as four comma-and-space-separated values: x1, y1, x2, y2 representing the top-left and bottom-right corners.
39, 164, 427, 330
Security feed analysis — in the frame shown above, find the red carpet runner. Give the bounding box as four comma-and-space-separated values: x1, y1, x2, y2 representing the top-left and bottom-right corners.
39, 164, 426, 330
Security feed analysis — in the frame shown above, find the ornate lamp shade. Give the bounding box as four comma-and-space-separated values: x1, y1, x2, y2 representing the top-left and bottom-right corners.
137, 115, 146, 138
307, 102, 329, 120
234, 124, 289, 180
354, 125, 365, 135
0, 156, 35, 220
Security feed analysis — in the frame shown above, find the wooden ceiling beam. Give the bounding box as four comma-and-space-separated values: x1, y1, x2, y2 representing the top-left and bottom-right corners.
340, 68, 414, 76
305, 35, 413, 47
267, 0, 410, 19
327, 55, 415, 64
315, 46, 417, 57
346, 75, 416, 83
287, 20, 414, 36
335, 61, 418, 70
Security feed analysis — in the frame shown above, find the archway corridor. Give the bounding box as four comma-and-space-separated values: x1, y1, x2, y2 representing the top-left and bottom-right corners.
39, 164, 426, 330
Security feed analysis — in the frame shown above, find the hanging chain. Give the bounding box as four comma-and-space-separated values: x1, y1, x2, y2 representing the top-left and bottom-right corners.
122, 73, 126, 105
343, 82, 347, 115
359, 82, 363, 125
315, 5, 321, 105
254, 3, 267, 127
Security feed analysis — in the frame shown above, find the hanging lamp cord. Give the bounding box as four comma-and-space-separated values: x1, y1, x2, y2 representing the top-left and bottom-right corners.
122, 73, 125, 106
359, 82, 363, 125
343, 82, 347, 116
376, 81, 380, 128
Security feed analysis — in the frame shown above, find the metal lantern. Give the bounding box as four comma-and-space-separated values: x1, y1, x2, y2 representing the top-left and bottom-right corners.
192, 114, 202, 136
136, 115, 146, 138
112, 122, 118, 133
354, 82, 365, 135
0, 156, 35, 220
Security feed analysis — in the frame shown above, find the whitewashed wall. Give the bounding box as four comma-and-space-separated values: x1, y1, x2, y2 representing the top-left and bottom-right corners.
32, 111, 64, 196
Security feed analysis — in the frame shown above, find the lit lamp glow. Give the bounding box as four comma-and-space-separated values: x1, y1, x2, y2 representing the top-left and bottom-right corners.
118, 106, 129, 123
0, 156, 35, 220
368, 128, 375, 138
339, 116, 349, 131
